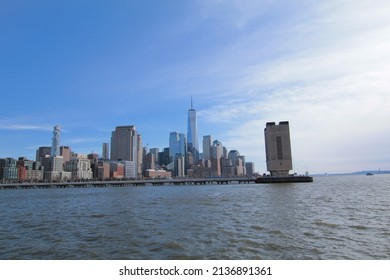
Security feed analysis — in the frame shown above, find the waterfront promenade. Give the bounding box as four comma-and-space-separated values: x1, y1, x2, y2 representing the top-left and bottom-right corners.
0, 178, 256, 189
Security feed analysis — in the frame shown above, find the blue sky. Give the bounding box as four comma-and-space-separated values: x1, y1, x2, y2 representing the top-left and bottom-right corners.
1, 0, 389, 174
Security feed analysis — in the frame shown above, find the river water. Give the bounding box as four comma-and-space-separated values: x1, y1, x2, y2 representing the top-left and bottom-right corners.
1, 175, 389, 259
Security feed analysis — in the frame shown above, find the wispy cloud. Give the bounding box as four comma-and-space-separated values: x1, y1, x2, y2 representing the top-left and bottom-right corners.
0, 123, 52, 131
66, 138, 100, 144
196, 0, 390, 173
195, 0, 275, 29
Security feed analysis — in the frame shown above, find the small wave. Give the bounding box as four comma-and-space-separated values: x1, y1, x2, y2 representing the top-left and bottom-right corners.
165, 241, 184, 250
314, 220, 339, 228
268, 229, 283, 235
381, 231, 390, 237
238, 246, 261, 255
241, 239, 262, 248
349, 225, 369, 230
264, 242, 285, 251
150, 241, 184, 252
323, 236, 344, 242
90, 214, 106, 218
250, 225, 265, 231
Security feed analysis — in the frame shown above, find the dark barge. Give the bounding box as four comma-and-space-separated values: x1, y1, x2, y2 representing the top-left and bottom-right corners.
255, 175, 313, 184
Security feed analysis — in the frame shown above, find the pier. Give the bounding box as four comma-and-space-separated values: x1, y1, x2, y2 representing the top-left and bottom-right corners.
0, 175, 313, 189
0, 178, 255, 190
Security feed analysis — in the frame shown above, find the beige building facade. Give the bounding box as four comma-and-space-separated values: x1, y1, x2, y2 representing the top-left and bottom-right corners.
264, 121, 293, 176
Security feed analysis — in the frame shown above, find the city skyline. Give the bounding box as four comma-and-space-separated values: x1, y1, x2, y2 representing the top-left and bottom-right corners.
1, 1, 390, 174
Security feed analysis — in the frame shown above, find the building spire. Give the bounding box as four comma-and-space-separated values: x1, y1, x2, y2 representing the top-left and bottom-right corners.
190, 96, 193, 110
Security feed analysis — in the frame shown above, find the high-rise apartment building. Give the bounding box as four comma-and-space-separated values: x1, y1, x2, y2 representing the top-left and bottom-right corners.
51, 125, 61, 157
187, 97, 199, 161
264, 121, 293, 176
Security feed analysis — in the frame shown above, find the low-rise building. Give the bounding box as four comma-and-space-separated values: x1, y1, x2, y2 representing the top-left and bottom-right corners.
97, 162, 110, 180
0, 158, 18, 182
144, 169, 171, 179
17, 158, 44, 182
120, 160, 136, 178
110, 162, 124, 179
64, 155, 93, 180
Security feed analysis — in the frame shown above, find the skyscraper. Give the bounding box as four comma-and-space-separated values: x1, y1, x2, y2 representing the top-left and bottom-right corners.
211, 139, 223, 177
174, 154, 185, 177
149, 148, 159, 165
264, 121, 293, 176
169, 132, 186, 161
60, 146, 71, 163
187, 97, 199, 161
137, 134, 143, 176
102, 143, 109, 160
110, 125, 139, 165
36, 146, 51, 162
228, 150, 240, 167
51, 125, 61, 157
245, 162, 255, 177
202, 135, 212, 161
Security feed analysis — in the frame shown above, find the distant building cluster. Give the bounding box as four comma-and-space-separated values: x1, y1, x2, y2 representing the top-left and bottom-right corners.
0, 100, 259, 183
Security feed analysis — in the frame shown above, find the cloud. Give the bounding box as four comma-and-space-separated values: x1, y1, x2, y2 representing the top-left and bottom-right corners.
66, 138, 100, 144
196, 0, 390, 173
196, 0, 274, 28
0, 122, 52, 131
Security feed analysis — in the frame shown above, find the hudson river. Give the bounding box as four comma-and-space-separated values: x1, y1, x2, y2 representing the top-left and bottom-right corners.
1, 175, 389, 259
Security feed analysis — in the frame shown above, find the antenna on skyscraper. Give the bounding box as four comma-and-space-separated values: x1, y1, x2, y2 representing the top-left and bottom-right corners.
191, 96, 193, 110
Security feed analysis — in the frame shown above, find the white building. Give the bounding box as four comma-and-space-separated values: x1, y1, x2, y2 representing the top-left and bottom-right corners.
120, 160, 136, 178
64, 155, 93, 180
